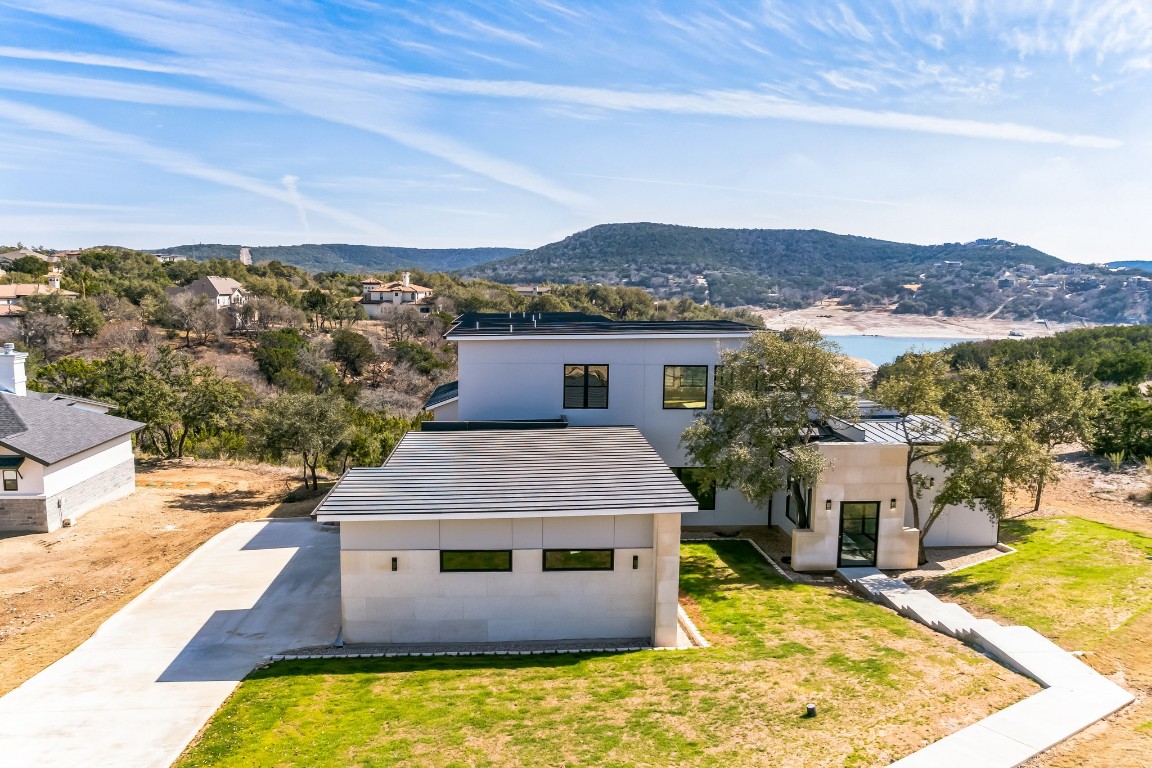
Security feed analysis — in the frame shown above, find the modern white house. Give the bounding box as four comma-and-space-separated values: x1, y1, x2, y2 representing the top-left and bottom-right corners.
0, 344, 144, 533
319, 311, 1001, 645
357, 273, 434, 318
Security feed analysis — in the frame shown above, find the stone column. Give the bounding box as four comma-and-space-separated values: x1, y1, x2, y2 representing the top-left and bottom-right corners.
651, 512, 681, 648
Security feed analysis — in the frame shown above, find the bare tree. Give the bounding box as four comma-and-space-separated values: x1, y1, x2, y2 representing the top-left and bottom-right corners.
19, 311, 71, 361
167, 292, 224, 347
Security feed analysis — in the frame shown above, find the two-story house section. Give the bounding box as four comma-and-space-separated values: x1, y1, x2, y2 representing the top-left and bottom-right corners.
430, 311, 765, 527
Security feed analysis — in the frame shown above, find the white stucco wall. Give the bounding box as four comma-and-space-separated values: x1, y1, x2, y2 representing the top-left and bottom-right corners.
426, 399, 458, 421
456, 335, 753, 525
790, 443, 919, 571
338, 513, 680, 645
42, 438, 135, 497
906, 460, 999, 547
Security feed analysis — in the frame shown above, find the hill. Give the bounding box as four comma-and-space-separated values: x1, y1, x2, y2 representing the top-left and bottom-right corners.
463, 223, 1147, 323
465, 224, 1062, 304
150, 243, 524, 273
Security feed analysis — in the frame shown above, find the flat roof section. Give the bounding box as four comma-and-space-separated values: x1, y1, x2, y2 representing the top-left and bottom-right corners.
446, 311, 755, 339
315, 426, 699, 521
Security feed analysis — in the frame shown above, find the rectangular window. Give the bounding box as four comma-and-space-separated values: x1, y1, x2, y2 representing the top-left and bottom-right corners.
542, 549, 614, 571
439, 550, 513, 572
663, 365, 709, 409
672, 467, 716, 510
563, 364, 609, 409
2, 470, 16, 491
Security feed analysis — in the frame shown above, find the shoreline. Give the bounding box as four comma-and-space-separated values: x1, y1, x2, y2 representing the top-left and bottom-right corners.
752, 306, 1088, 340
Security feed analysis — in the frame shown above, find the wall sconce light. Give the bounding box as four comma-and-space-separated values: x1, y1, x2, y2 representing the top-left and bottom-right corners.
825, 499, 832, 511
632, 555, 639, 570
391, 556, 398, 572
890, 498, 897, 510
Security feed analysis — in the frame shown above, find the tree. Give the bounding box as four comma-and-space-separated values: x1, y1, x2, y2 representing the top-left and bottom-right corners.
330, 329, 376, 379
166, 292, 223, 347
254, 328, 308, 382
19, 312, 70, 361
9, 255, 50, 277
681, 330, 859, 521
63, 299, 105, 338
990, 358, 1101, 510
1092, 386, 1152, 460
871, 352, 1045, 561
258, 392, 350, 490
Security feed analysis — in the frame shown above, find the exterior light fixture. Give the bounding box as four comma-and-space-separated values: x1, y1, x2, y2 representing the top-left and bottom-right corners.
825, 499, 832, 511
632, 555, 639, 570
391, 557, 398, 572
890, 498, 897, 510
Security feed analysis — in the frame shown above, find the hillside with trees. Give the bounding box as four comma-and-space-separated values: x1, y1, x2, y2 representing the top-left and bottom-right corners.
151, 243, 524, 273
463, 223, 1145, 323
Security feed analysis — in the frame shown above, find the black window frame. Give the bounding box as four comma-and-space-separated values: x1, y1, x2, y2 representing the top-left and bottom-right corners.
663, 365, 709, 410
542, 549, 615, 571
563, 363, 609, 409
2, 470, 16, 492
439, 549, 513, 573
672, 467, 716, 510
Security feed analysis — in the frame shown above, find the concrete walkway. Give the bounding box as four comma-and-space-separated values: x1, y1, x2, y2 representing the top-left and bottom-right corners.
838, 567, 1134, 768
0, 520, 340, 768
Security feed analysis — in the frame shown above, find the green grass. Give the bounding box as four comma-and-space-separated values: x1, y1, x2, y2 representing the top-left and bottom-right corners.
176, 542, 1033, 768
929, 517, 1152, 649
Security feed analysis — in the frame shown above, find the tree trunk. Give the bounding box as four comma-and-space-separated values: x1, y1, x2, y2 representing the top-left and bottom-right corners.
176, 428, 188, 459
905, 460, 928, 564
1032, 472, 1046, 512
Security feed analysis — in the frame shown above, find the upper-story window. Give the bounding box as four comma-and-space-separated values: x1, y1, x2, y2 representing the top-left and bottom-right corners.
663, 365, 708, 409
3, 470, 17, 491
563, 364, 609, 408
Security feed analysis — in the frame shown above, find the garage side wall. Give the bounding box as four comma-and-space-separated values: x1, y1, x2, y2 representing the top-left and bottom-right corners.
339, 514, 670, 644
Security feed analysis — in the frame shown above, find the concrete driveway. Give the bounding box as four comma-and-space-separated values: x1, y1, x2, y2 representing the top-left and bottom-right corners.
0, 519, 340, 768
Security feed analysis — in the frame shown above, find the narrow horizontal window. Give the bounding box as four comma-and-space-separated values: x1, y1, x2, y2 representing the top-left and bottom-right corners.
664, 365, 709, 409
440, 550, 512, 572
563, 364, 609, 409
542, 549, 614, 571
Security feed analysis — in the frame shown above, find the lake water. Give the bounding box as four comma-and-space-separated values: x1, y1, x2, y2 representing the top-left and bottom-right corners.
826, 335, 980, 367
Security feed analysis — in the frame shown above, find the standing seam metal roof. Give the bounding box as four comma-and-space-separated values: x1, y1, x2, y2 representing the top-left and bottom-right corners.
446, 312, 756, 338
315, 426, 698, 519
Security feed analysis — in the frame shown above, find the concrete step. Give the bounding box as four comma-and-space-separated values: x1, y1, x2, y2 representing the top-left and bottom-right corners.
973, 626, 1106, 688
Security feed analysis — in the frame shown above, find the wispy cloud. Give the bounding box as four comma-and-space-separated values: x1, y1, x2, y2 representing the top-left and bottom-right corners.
376, 74, 1121, 148
0, 97, 392, 238
280, 175, 310, 232
0, 69, 270, 111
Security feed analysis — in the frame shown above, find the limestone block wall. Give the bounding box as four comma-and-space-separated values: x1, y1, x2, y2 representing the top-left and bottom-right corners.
791, 443, 919, 571
339, 513, 680, 645
0, 457, 136, 533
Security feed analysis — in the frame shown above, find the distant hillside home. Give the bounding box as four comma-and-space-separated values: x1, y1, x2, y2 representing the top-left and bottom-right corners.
0, 273, 78, 330
358, 273, 434, 317
166, 276, 249, 310
0, 248, 60, 267
153, 253, 188, 264
0, 344, 144, 533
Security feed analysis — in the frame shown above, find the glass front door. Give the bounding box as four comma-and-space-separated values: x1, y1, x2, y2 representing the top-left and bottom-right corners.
839, 501, 880, 567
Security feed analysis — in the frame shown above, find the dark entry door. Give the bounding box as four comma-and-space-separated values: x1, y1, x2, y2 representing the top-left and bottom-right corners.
839, 502, 880, 567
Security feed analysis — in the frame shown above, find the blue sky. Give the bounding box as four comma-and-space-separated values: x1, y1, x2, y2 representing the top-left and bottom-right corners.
1, 1, 1150, 262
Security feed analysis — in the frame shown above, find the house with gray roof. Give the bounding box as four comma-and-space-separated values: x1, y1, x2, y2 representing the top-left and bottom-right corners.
0, 344, 144, 533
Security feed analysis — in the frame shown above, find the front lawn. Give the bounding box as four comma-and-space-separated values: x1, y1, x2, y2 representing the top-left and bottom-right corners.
177, 542, 1033, 768
927, 517, 1152, 650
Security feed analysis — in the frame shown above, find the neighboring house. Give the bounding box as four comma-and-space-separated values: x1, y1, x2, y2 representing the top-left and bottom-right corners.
153, 253, 188, 264
166, 275, 248, 310
0, 274, 78, 335
0, 344, 144, 533
0, 248, 60, 267
357, 273, 434, 317
513, 284, 551, 296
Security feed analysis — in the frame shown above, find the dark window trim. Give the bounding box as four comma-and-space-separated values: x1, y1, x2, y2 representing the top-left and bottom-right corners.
563, 363, 609, 409
2, 469, 16, 492
439, 549, 513, 573
662, 364, 710, 410
542, 548, 615, 571
672, 467, 716, 511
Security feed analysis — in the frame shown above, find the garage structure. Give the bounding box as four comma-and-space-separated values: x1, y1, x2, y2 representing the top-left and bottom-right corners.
314, 425, 696, 647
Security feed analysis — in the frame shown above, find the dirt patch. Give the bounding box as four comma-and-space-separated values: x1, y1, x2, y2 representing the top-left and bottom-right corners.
0, 459, 326, 697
